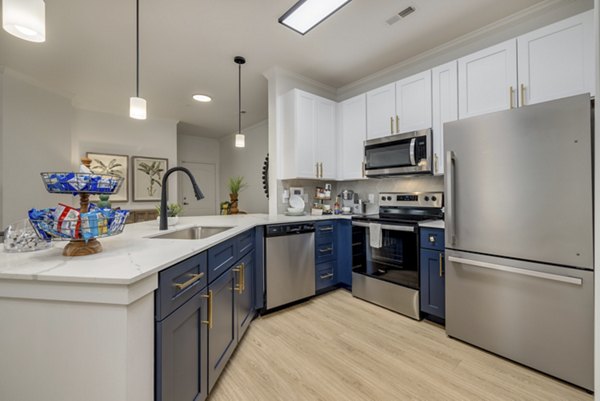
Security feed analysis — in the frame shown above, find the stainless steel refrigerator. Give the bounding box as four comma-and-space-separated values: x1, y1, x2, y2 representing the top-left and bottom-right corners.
444, 94, 594, 390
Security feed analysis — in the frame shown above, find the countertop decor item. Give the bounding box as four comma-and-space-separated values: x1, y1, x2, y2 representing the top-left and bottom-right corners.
34, 157, 129, 257
132, 156, 168, 202
87, 152, 128, 202
228, 176, 246, 215
262, 154, 269, 198
4, 218, 52, 253
155, 203, 183, 227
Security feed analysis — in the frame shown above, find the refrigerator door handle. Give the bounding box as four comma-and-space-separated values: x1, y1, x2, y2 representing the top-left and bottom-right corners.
445, 151, 456, 245
448, 256, 583, 286
409, 138, 416, 165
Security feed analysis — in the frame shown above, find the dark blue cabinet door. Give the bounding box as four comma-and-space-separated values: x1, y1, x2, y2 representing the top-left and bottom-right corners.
420, 249, 445, 319
208, 268, 237, 392
236, 251, 255, 341
156, 288, 208, 401
336, 220, 352, 287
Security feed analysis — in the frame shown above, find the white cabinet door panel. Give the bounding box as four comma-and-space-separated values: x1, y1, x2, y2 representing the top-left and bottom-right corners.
315, 98, 337, 179
458, 40, 517, 119
366, 83, 395, 140
339, 94, 367, 180
517, 10, 594, 106
395, 70, 432, 133
294, 91, 317, 179
432, 61, 458, 176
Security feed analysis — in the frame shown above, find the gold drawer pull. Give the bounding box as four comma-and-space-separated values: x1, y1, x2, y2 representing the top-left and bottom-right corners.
520, 83, 526, 106
233, 265, 243, 294
174, 272, 204, 290
201, 290, 213, 329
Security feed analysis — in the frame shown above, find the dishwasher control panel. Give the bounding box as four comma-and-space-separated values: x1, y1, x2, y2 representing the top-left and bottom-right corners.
266, 223, 315, 237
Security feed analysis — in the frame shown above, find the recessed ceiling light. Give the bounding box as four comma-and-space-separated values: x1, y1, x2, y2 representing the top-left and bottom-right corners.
279, 0, 352, 35
2, 0, 46, 42
192, 94, 212, 102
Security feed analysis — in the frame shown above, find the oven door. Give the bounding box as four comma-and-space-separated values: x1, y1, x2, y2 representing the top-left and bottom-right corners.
364, 130, 432, 177
352, 221, 419, 289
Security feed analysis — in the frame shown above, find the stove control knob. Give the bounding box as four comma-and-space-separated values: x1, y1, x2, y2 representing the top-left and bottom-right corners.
387, 196, 392, 201
424, 196, 430, 201
431, 196, 437, 202
381, 196, 386, 201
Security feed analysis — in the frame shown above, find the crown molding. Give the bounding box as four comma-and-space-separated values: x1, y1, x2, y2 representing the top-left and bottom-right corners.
263, 65, 336, 95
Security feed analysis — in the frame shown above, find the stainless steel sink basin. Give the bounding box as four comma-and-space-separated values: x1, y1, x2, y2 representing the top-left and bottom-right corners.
151, 226, 234, 240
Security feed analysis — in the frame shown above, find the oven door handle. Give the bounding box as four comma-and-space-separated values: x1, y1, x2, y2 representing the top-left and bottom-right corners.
409, 138, 416, 165
352, 221, 415, 233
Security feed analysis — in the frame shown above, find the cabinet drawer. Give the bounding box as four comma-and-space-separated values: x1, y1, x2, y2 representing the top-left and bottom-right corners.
316, 262, 336, 291
420, 228, 445, 251
208, 238, 237, 283
315, 221, 336, 240
156, 252, 208, 321
236, 229, 255, 259
315, 240, 335, 264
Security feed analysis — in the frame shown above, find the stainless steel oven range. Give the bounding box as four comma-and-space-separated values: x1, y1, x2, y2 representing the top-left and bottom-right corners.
351, 192, 443, 319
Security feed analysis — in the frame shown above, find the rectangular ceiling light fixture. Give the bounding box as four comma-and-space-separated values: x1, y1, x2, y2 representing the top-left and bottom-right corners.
279, 0, 352, 35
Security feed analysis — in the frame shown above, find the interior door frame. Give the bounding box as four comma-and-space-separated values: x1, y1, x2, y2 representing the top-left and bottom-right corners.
178, 160, 219, 216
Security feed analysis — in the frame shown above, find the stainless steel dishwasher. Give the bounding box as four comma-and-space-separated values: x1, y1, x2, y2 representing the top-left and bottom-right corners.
265, 223, 315, 310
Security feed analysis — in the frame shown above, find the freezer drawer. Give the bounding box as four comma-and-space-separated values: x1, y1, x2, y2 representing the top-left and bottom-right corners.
446, 250, 593, 390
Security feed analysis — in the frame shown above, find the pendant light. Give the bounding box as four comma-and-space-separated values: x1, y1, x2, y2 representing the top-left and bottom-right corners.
2, 0, 46, 42
234, 56, 246, 148
129, 0, 147, 120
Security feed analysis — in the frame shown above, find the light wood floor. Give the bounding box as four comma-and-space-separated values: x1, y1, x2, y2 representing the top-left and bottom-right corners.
210, 290, 592, 401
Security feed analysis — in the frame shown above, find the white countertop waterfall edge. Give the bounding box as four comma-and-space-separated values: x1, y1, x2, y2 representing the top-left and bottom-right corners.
0, 214, 350, 286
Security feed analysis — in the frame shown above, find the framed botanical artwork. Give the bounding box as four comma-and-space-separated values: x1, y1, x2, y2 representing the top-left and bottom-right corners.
86, 152, 129, 202
132, 156, 169, 202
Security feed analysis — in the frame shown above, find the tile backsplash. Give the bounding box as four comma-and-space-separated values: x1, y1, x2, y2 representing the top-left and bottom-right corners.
278, 175, 444, 214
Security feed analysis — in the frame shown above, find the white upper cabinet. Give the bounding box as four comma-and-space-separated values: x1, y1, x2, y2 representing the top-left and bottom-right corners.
338, 94, 367, 180
279, 89, 336, 180
517, 10, 595, 107
458, 39, 518, 119
366, 83, 396, 140
431, 61, 458, 176
315, 97, 337, 180
395, 70, 432, 133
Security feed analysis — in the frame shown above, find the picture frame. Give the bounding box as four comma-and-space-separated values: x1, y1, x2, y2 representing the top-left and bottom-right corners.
86, 152, 129, 202
131, 156, 169, 202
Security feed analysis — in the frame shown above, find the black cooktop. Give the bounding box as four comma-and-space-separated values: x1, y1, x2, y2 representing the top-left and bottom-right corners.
353, 207, 444, 225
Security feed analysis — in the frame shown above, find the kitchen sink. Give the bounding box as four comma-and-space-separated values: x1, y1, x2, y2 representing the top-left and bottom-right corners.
151, 226, 234, 240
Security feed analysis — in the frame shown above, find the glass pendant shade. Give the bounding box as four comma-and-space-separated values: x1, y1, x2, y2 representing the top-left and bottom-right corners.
235, 133, 245, 148
2, 0, 46, 42
129, 97, 147, 120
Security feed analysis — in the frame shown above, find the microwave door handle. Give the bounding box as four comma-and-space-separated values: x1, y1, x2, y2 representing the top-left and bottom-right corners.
409, 138, 416, 165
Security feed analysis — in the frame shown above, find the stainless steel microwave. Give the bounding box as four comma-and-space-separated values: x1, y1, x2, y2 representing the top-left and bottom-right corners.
364, 129, 432, 177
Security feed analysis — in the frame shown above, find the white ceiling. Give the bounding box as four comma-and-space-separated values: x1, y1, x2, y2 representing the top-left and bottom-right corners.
0, 0, 546, 137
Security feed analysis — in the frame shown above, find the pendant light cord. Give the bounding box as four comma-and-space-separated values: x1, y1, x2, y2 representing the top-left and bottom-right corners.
136, 0, 140, 97
238, 62, 241, 134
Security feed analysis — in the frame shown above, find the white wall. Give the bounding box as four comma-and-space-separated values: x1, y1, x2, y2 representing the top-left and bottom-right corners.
71, 108, 178, 210
0, 69, 73, 227
177, 131, 220, 213
219, 120, 268, 214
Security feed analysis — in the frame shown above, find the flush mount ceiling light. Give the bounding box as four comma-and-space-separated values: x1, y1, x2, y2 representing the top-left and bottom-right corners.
234, 56, 246, 148
2, 0, 46, 42
192, 94, 212, 102
279, 0, 351, 35
129, 0, 147, 120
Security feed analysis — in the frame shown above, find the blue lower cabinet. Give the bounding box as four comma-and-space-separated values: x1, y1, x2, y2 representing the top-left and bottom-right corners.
316, 261, 336, 291
236, 251, 255, 341
156, 288, 209, 401
336, 220, 352, 287
419, 248, 445, 319
208, 267, 237, 392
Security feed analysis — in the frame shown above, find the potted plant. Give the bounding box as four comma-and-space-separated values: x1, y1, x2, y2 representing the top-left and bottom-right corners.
228, 176, 246, 215
155, 203, 183, 226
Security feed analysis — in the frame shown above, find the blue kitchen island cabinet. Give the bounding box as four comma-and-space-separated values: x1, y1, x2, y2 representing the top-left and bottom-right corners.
419, 228, 445, 321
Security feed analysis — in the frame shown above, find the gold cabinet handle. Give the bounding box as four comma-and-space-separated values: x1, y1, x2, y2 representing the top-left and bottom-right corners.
390, 116, 394, 134
233, 265, 243, 294
319, 162, 323, 178
396, 115, 399, 133
201, 290, 213, 329
174, 272, 205, 290
315, 163, 319, 178
520, 83, 526, 107
439, 253, 444, 277
241, 262, 246, 292
509, 86, 514, 109
433, 153, 438, 174
362, 160, 366, 177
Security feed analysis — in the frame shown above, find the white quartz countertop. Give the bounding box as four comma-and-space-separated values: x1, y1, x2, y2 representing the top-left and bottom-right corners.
418, 219, 445, 229
0, 214, 349, 286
